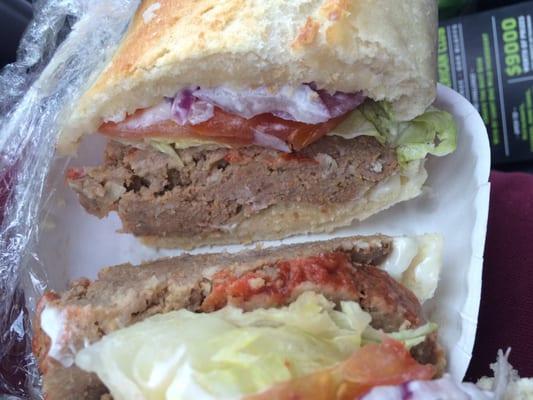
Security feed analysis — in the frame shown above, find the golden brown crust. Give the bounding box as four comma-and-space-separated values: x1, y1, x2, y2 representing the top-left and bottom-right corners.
59, 0, 438, 153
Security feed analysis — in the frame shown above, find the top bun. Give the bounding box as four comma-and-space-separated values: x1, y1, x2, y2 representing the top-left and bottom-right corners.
58, 0, 438, 154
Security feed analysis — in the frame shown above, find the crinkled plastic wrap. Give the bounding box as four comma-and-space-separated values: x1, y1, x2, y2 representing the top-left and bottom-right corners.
0, 1, 139, 397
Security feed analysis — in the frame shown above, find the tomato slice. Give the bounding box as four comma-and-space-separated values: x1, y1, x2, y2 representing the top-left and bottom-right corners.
99, 107, 347, 151
245, 339, 436, 400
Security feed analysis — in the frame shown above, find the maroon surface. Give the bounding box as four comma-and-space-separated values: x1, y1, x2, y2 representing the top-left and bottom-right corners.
0, 288, 31, 398
466, 171, 533, 379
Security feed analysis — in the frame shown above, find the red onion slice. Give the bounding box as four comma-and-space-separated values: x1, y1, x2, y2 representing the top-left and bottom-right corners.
171, 88, 214, 125
316, 89, 366, 118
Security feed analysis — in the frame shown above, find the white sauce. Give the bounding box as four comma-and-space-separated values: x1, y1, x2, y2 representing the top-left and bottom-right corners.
108, 83, 337, 129
381, 237, 419, 281
377, 234, 443, 303
402, 234, 444, 302
40, 305, 74, 367
122, 101, 172, 129
194, 85, 330, 124
368, 174, 401, 201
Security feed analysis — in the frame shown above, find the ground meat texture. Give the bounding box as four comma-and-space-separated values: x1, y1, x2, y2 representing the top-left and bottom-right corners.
201, 251, 423, 332
67, 136, 398, 236
34, 237, 444, 400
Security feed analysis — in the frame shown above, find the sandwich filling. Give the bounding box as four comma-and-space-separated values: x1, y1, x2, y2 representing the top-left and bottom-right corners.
36, 236, 444, 400
67, 85, 456, 244
98, 84, 457, 166
99, 84, 365, 152
66, 136, 404, 238
33, 235, 444, 399
74, 292, 437, 400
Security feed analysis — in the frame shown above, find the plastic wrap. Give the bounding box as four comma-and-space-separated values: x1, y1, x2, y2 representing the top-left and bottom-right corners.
0, 1, 139, 397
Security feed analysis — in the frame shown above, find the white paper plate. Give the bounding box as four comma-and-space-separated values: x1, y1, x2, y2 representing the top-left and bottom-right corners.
38, 84, 491, 380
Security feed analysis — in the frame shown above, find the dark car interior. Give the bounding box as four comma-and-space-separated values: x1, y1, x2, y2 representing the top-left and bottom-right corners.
0, 0, 32, 68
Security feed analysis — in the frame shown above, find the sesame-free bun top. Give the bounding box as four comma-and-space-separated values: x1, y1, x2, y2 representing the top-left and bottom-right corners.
58, 0, 438, 154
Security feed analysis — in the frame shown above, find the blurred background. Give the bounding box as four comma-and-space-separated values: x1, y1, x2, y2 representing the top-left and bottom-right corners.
439, 0, 526, 18
0, 0, 32, 69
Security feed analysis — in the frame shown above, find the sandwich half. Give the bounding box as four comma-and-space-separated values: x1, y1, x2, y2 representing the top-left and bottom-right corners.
34, 234, 445, 399
61, 0, 457, 248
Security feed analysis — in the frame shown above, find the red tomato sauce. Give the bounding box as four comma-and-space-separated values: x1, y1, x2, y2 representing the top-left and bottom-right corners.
201, 251, 356, 312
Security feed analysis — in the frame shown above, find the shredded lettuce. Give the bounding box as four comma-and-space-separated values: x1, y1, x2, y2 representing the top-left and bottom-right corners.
75, 292, 371, 400
150, 141, 185, 167
327, 109, 384, 142
149, 137, 229, 165
150, 137, 225, 150
362, 322, 439, 349
359, 100, 400, 141
75, 292, 438, 400
333, 100, 458, 167
395, 109, 457, 165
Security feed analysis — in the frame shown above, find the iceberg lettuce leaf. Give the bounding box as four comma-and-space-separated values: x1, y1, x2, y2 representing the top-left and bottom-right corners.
359, 100, 457, 166
362, 322, 438, 349
396, 109, 457, 165
75, 292, 371, 400
75, 291, 438, 400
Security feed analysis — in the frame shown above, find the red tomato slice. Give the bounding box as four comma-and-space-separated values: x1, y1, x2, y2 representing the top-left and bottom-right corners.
99, 107, 347, 151
245, 339, 436, 400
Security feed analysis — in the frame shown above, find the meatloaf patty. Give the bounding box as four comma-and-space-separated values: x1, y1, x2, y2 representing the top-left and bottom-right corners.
34, 236, 444, 400
67, 136, 398, 237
